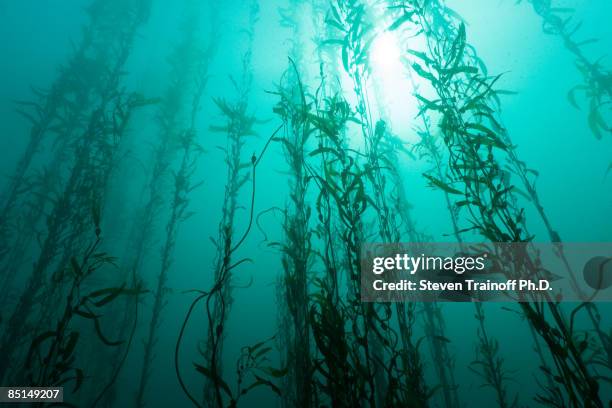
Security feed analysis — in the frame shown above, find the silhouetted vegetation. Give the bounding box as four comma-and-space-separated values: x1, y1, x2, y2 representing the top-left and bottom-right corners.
0, 0, 610, 406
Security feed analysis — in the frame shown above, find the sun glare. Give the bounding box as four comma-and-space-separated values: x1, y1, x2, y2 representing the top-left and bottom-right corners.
368, 31, 421, 142
370, 31, 401, 72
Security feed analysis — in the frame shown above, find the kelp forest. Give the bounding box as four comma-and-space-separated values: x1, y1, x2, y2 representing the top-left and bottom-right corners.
0, 0, 611, 406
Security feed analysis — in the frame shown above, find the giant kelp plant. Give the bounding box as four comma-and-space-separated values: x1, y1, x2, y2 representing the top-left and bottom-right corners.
0, 0, 611, 407
135, 1, 216, 406
0, 0, 153, 388
0, 0, 151, 304
201, 1, 260, 405
386, 1, 605, 405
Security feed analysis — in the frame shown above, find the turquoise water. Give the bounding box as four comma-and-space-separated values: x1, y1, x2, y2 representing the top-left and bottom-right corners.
0, 0, 611, 406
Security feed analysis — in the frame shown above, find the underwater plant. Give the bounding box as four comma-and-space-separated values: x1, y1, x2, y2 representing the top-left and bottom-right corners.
198, 336, 284, 407
1, 1, 611, 407
276, 81, 316, 406
0, 0, 103, 261
470, 303, 519, 408
323, 1, 435, 405
171, 10, 287, 407
0, 0, 152, 383
307, 91, 431, 407
406, 0, 611, 387
0, 0, 152, 306
274, 63, 315, 407
274, 2, 316, 405
420, 302, 460, 408
518, 0, 612, 140
409, 67, 510, 408
306, 91, 381, 407
137, 108, 205, 407
373, 116, 461, 408
199, 2, 261, 407
465, 0, 607, 390
376, 81, 462, 408
0, 91, 151, 384
270, 58, 434, 404
21, 207, 145, 406
416, 137, 513, 407
488, 1, 612, 369
133, 2, 218, 406
386, 1, 606, 405
174, 123, 284, 408
311, 0, 343, 88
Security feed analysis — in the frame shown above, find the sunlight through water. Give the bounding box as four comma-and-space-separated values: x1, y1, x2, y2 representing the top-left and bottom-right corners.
369, 30, 420, 143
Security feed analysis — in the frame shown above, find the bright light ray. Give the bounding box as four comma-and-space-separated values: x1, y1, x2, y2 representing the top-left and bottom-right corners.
369, 31, 420, 143
371, 31, 402, 73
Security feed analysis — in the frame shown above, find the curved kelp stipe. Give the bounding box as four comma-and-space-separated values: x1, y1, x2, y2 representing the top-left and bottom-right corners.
174, 124, 283, 408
